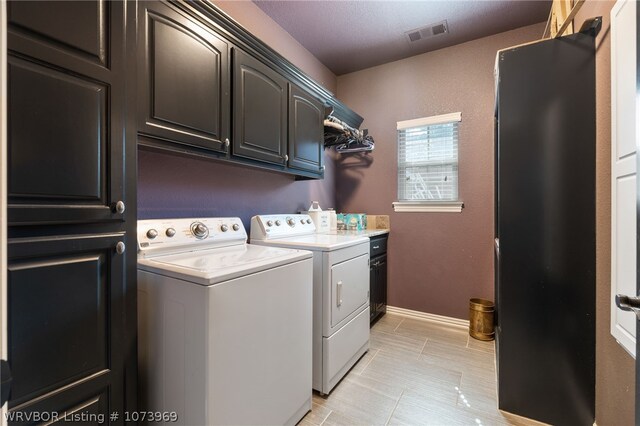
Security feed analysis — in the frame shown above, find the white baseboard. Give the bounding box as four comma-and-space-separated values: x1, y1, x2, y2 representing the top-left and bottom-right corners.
386, 306, 469, 329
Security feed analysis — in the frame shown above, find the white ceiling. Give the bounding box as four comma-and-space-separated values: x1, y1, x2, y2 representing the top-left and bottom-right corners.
254, 1, 552, 75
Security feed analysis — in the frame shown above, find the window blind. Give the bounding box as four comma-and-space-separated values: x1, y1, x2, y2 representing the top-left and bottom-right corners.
397, 114, 460, 201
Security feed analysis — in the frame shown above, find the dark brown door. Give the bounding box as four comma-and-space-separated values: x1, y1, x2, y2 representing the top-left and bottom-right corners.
5, 1, 136, 423
288, 85, 324, 174
233, 49, 288, 165
7, 1, 126, 226
6, 233, 127, 423
138, 1, 230, 153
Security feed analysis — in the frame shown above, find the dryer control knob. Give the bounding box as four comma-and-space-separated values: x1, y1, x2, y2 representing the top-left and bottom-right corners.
165, 228, 176, 237
221, 224, 229, 232
275, 220, 282, 226
306, 219, 312, 224
146, 229, 158, 239
267, 220, 274, 227
191, 222, 209, 239
287, 218, 295, 226
232, 224, 240, 231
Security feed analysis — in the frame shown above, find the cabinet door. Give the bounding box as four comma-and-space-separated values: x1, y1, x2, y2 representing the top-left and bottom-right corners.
139, 1, 229, 153
233, 49, 288, 165
377, 255, 388, 313
369, 262, 378, 322
7, 0, 127, 226
6, 233, 127, 423
288, 85, 324, 174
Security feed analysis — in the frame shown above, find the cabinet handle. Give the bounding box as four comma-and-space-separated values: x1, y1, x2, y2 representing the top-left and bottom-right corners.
224, 138, 230, 149
320, 165, 325, 171
284, 154, 289, 162
372, 245, 380, 250
115, 241, 126, 255
337, 280, 343, 307
114, 201, 125, 214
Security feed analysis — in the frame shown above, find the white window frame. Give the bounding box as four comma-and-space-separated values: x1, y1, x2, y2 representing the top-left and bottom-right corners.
393, 112, 464, 213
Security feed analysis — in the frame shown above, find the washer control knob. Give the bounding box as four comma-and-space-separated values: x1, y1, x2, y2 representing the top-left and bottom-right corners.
232, 224, 240, 231
275, 220, 281, 226
146, 229, 158, 239
267, 220, 274, 227
306, 219, 312, 224
221, 224, 229, 232
287, 218, 295, 226
191, 222, 209, 239
300, 219, 305, 224
165, 228, 176, 237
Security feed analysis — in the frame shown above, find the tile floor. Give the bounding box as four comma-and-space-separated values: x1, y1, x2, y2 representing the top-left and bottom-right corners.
300, 313, 546, 426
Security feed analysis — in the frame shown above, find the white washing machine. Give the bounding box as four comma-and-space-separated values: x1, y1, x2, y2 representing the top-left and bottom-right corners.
250, 214, 370, 394
137, 217, 313, 426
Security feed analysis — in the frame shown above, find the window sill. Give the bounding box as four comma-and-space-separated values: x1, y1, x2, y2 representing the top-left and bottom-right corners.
392, 201, 464, 213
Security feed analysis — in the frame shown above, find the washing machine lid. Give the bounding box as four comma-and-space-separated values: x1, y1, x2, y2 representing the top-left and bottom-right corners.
137, 244, 312, 285
251, 234, 369, 251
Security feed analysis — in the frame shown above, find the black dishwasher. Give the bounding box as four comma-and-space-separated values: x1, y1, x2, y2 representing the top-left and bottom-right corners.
369, 234, 388, 324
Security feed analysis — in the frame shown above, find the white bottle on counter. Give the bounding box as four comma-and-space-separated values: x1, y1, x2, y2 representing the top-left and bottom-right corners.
327, 208, 337, 231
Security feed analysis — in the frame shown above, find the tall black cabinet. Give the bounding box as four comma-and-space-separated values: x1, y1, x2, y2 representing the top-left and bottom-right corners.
494, 27, 597, 425
6, 1, 137, 421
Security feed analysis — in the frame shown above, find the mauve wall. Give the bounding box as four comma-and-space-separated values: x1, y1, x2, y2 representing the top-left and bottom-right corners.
335, 22, 545, 319
212, 0, 336, 93
574, 1, 635, 424
138, 1, 338, 228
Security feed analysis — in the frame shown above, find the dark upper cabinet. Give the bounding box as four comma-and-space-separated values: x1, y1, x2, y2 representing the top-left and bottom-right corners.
7, 0, 126, 226
288, 85, 324, 174
7, 232, 126, 421
233, 49, 288, 165
138, 1, 230, 153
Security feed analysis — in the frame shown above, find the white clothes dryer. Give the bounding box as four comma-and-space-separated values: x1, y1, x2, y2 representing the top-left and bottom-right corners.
250, 214, 370, 395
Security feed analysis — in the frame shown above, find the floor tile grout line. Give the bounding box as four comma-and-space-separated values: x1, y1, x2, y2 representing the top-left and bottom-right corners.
317, 408, 333, 426
392, 318, 405, 332
384, 389, 404, 426
358, 348, 380, 375
417, 337, 429, 360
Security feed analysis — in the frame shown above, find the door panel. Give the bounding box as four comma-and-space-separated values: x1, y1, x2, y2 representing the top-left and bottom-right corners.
611, 0, 637, 356
8, 58, 105, 202
139, 2, 229, 152
8, 1, 107, 65
330, 254, 369, 328
369, 261, 377, 321
7, 233, 125, 415
7, 380, 109, 426
288, 85, 323, 173
378, 255, 387, 314
7, 0, 125, 226
233, 49, 287, 165
8, 255, 108, 404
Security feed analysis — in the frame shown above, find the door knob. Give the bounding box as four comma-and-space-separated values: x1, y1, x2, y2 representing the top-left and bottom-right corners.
114, 200, 125, 214
115, 241, 126, 255
615, 294, 640, 319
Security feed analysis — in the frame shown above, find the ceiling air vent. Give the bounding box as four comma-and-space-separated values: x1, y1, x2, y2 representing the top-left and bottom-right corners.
405, 20, 449, 43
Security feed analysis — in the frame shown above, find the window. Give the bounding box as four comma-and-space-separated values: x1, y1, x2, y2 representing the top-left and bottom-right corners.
393, 112, 463, 213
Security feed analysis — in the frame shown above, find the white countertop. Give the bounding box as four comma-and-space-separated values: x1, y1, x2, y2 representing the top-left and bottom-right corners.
331, 229, 390, 238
